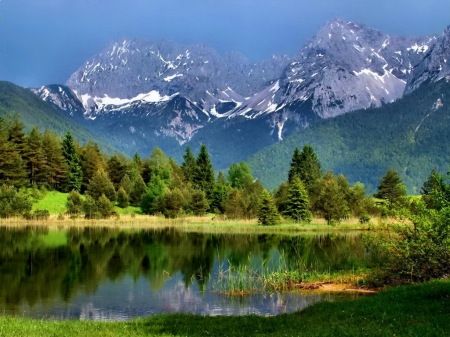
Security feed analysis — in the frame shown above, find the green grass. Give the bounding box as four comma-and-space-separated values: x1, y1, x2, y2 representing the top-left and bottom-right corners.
0, 280, 448, 336
32, 190, 69, 214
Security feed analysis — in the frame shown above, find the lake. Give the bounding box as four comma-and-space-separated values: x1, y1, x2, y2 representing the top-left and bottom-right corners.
0, 227, 375, 320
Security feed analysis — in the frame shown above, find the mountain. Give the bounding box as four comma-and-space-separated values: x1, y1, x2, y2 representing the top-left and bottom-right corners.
247, 77, 450, 194
0, 81, 118, 154
31, 19, 450, 171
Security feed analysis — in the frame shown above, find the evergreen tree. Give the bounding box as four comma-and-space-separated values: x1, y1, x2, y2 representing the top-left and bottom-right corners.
0, 118, 27, 187
257, 189, 280, 226
97, 194, 115, 218
42, 130, 67, 190
7, 115, 27, 158
274, 182, 290, 214
181, 146, 197, 183
421, 169, 449, 210
374, 169, 407, 210
130, 174, 146, 205
210, 173, 229, 213
162, 188, 185, 218
117, 187, 130, 208
120, 174, 133, 195
284, 177, 312, 223
66, 190, 83, 217
83, 195, 99, 219
190, 189, 209, 216
26, 127, 46, 186
193, 145, 215, 201
61, 131, 83, 192
140, 176, 167, 214
86, 170, 117, 202
80, 141, 105, 192
288, 145, 322, 196
107, 155, 127, 190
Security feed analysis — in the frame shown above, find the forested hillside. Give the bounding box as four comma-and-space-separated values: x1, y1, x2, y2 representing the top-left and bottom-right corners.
0, 81, 118, 154
247, 79, 450, 193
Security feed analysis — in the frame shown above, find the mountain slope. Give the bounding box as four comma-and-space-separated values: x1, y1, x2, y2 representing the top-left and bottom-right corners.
0, 81, 119, 154
247, 78, 450, 193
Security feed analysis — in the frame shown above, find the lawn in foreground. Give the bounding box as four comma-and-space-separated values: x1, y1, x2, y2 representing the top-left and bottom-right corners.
1, 280, 448, 337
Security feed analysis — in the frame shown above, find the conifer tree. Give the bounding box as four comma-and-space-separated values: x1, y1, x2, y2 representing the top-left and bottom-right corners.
0, 118, 27, 187
257, 189, 280, 226
120, 174, 133, 196
181, 146, 197, 183
374, 169, 407, 210
210, 172, 229, 213
117, 187, 130, 208
284, 177, 312, 223
316, 172, 349, 224
80, 141, 104, 192
107, 154, 127, 190
288, 145, 322, 196
130, 174, 146, 205
42, 130, 67, 190
97, 194, 115, 218
162, 188, 185, 218
26, 127, 46, 186
193, 145, 215, 201
288, 147, 302, 183
86, 170, 117, 202
7, 115, 27, 158
190, 189, 209, 216
61, 131, 83, 192
66, 189, 83, 217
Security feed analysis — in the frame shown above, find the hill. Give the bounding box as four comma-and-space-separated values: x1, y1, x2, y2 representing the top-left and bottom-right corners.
247, 78, 450, 194
0, 81, 119, 154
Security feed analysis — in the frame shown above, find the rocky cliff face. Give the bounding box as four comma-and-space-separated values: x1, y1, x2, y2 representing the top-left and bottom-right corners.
34, 19, 450, 155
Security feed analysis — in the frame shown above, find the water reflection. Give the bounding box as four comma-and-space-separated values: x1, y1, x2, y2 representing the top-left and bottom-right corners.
0, 227, 372, 319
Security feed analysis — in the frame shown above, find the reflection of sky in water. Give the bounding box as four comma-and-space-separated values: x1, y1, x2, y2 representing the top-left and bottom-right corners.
8, 274, 353, 321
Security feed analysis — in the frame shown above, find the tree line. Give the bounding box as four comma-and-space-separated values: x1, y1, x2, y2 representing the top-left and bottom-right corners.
0, 114, 437, 226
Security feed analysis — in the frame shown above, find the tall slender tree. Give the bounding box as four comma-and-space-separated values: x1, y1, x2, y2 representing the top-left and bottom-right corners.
42, 130, 67, 190
61, 131, 83, 192
26, 127, 45, 186
181, 146, 197, 183
257, 189, 280, 226
284, 177, 312, 223
193, 145, 215, 201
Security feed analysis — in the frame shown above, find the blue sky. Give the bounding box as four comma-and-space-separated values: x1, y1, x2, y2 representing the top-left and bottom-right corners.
1, 0, 449, 88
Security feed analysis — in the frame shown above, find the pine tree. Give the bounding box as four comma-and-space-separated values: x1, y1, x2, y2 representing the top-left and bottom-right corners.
97, 194, 115, 218
79, 141, 104, 192
0, 118, 27, 187
257, 189, 280, 226
284, 177, 312, 223
26, 127, 46, 186
61, 131, 83, 192
374, 169, 407, 210
190, 189, 209, 216
86, 170, 117, 202
130, 174, 146, 205
193, 145, 215, 201
42, 130, 67, 190
288, 145, 322, 197
181, 146, 197, 183
107, 155, 126, 190
66, 189, 83, 217
117, 187, 130, 208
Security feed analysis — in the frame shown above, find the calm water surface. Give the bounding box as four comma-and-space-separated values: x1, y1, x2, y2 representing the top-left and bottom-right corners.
0, 227, 375, 320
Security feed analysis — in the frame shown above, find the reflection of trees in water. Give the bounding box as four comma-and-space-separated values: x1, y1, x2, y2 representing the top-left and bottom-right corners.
0, 228, 371, 312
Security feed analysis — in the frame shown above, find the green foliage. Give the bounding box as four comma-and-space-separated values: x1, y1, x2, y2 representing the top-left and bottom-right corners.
189, 189, 209, 216
315, 172, 349, 224
79, 141, 105, 192
117, 187, 130, 208
61, 131, 83, 192
162, 188, 185, 218
66, 190, 83, 217
96, 194, 116, 219
23, 209, 50, 221
193, 144, 216, 201
369, 203, 450, 285
107, 154, 127, 190
129, 174, 146, 205
227, 162, 253, 188
0, 184, 32, 218
248, 80, 450, 194
257, 189, 280, 226
421, 168, 450, 210
86, 170, 117, 202
82, 195, 99, 219
181, 146, 197, 183
284, 177, 312, 223
374, 169, 407, 211
210, 182, 228, 213
140, 176, 167, 214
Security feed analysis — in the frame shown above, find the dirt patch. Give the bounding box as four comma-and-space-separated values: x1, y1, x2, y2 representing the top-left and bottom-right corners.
295, 282, 378, 293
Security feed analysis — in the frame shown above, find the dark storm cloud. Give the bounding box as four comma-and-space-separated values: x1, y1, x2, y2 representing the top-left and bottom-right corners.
0, 0, 448, 87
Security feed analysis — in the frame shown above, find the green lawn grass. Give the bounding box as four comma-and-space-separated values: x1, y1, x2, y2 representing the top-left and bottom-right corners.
0, 280, 448, 336
32, 190, 69, 214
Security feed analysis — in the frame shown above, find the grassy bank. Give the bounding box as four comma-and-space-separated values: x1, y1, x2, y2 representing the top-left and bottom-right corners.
0, 280, 448, 336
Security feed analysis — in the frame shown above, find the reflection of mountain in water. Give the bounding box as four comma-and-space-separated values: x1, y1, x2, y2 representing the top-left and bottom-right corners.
0, 227, 372, 319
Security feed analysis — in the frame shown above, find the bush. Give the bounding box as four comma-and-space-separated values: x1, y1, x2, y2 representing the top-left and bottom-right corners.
23, 209, 50, 221
0, 185, 32, 218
